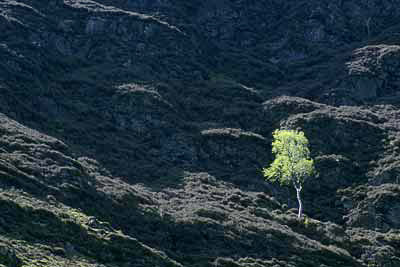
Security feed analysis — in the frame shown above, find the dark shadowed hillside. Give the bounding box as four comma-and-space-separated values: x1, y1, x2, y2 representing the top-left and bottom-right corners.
1, 0, 400, 266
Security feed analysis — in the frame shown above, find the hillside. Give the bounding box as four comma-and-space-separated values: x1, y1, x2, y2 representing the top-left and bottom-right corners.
1, 0, 400, 266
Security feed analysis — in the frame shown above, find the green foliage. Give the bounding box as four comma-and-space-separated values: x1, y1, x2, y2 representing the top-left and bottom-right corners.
263, 129, 315, 187
304, 216, 310, 228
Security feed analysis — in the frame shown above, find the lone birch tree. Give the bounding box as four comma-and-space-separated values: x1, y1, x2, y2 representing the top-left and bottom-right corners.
263, 129, 315, 219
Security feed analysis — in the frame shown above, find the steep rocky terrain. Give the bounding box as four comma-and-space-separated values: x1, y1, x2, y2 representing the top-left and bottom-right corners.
1, 0, 400, 266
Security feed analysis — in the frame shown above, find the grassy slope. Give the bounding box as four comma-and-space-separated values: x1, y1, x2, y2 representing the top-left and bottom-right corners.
1, 0, 400, 266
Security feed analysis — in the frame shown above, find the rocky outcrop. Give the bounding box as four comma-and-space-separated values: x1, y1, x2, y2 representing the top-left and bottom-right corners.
317, 45, 400, 105
345, 45, 400, 101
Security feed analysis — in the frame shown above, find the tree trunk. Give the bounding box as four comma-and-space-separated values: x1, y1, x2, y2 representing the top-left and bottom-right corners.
295, 186, 303, 219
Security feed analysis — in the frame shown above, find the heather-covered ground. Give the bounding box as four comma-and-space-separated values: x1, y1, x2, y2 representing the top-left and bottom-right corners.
1, 1, 400, 266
